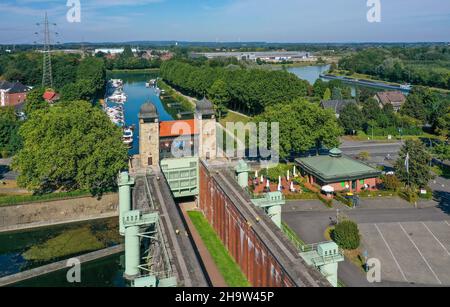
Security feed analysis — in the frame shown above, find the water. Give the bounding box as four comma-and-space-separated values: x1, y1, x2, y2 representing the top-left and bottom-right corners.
107, 72, 173, 155
0, 218, 124, 286
287, 64, 330, 85
288, 64, 359, 96
11, 253, 126, 288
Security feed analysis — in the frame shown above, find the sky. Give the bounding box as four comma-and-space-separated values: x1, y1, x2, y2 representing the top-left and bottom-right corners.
0, 0, 449, 44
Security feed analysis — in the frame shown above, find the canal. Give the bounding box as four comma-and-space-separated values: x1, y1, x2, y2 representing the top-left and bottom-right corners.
107, 71, 173, 156
0, 218, 125, 287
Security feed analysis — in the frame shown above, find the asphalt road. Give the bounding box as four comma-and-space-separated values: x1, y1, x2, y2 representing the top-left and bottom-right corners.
283, 204, 450, 287
340, 140, 403, 161
0, 158, 17, 180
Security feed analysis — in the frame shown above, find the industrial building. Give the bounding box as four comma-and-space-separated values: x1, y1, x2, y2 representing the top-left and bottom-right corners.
192, 51, 313, 62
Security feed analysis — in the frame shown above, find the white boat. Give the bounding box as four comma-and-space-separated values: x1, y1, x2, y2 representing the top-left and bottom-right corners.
122, 128, 134, 146
400, 83, 412, 90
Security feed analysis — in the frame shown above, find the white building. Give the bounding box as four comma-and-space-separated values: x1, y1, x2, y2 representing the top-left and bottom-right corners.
94, 48, 138, 55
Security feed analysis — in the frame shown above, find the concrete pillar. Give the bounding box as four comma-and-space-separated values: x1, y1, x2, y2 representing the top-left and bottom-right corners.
235, 160, 250, 189
319, 262, 339, 287
119, 172, 134, 235
124, 224, 140, 280
267, 205, 282, 229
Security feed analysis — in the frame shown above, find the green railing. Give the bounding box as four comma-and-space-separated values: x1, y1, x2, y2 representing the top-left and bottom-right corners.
281, 221, 305, 252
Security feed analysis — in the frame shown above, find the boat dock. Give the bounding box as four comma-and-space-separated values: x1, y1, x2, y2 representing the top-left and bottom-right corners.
320, 74, 412, 93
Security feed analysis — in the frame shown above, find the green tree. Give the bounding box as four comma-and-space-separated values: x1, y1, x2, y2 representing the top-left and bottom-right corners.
207, 79, 229, 119
24, 87, 47, 115
394, 139, 432, 188
323, 88, 332, 101
122, 46, 134, 59
12, 101, 128, 195
339, 103, 364, 134
256, 99, 342, 158
0, 107, 22, 156
332, 87, 342, 100
332, 220, 360, 250
436, 107, 450, 140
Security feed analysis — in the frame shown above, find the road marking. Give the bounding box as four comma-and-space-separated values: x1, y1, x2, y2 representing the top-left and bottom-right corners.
374, 224, 408, 282
399, 223, 442, 285
445, 221, 450, 227
422, 222, 450, 257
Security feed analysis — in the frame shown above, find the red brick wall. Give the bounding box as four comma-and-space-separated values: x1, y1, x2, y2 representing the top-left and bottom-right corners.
327, 177, 377, 193
198, 162, 295, 287
5, 92, 27, 106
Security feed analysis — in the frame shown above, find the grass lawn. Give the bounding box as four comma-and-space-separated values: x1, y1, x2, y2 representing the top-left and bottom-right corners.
219, 110, 251, 127
187, 211, 250, 287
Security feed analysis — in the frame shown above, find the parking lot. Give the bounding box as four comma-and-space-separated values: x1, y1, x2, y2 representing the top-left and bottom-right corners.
360, 221, 450, 286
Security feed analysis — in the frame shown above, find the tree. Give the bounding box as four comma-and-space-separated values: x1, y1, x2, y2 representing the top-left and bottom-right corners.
332, 87, 342, 100
24, 87, 47, 115
256, 98, 343, 158
0, 107, 22, 157
122, 46, 134, 59
207, 79, 229, 119
436, 107, 450, 140
12, 101, 128, 195
339, 103, 364, 134
323, 88, 332, 101
362, 98, 381, 121
332, 220, 360, 250
394, 139, 433, 188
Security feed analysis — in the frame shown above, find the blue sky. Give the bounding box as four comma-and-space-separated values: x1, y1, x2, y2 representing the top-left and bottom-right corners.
0, 0, 449, 44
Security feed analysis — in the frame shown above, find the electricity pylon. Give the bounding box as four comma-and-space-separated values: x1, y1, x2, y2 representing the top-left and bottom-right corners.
38, 12, 54, 88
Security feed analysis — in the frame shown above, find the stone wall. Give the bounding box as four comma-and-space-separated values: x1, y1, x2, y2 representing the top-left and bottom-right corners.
0, 193, 118, 231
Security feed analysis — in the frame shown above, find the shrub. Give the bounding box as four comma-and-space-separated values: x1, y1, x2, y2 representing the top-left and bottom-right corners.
382, 174, 402, 191
335, 193, 353, 207
399, 188, 419, 203
332, 220, 360, 250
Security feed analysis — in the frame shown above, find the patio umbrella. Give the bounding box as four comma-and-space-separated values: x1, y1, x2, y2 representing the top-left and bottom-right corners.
260, 175, 264, 183
278, 176, 282, 186
287, 170, 290, 181
293, 166, 297, 177
321, 185, 335, 193
255, 170, 258, 179
266, 179, 270, 189
290, 181, 295, 192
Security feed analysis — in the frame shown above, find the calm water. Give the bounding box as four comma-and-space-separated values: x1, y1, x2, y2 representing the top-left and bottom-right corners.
288, 64, 359, 96
287, 64, 330, 85
0, 218, 125, 287
107, 72, 172, 155
12, 253, 126, 288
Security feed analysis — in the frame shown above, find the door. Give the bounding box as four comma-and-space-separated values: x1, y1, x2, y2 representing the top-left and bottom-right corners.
148, 156, 153, 166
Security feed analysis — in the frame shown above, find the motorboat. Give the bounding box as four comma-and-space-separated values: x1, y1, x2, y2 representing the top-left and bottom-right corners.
122, 128, 134, 147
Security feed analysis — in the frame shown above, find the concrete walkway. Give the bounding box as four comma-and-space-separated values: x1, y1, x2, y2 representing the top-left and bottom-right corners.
179, 203, 227, 287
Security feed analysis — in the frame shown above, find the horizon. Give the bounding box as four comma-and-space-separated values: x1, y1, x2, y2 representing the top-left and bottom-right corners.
0, 0, 449, 44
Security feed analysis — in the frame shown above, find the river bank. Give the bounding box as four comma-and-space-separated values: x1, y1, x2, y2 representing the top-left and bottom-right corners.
0, 193, 118, 233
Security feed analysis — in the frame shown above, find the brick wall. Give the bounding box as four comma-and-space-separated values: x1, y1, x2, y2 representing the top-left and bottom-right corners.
198, 162, 296, 287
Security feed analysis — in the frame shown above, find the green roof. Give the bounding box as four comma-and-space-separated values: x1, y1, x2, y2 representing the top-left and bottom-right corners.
295, 153, 381, 183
